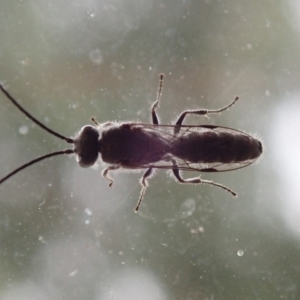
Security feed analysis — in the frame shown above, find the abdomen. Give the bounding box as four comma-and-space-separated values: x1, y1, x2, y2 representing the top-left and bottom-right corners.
171, 130, 262, 163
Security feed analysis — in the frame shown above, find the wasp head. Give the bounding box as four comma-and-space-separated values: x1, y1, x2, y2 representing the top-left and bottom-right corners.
74, 125, 100, 168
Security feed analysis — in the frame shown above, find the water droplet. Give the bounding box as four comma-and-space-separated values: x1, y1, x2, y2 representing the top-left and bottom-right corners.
265, 90, 271, 97
69, 270, 78, 277
84, 207, 92, 216
179, 198, 196, 218
89, 49, 103, 65
21, 59, 29, 66
38, 236, 46, 243
18, 125, 28, 135
237, 249, 244, 256
198, 226, 204, 233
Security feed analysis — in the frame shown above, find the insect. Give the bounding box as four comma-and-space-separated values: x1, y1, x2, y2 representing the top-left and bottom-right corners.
0, 75, 262, 211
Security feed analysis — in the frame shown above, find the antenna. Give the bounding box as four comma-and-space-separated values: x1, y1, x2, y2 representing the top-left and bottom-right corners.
0, 83, 74, 143
0, 82, 75, 184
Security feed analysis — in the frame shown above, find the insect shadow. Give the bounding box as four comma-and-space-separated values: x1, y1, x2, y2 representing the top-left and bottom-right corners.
0, 75, 262, 211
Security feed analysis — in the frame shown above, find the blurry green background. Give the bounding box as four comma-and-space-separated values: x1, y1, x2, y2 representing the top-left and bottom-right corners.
0, 1, 300, 299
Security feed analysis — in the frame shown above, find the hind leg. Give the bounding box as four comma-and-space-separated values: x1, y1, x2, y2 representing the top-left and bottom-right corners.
171, 160, 237, 197
173, 97, 239, 135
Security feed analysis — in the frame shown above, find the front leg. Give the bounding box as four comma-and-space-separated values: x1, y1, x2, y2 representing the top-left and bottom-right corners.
150, 74, 164, 125
102, 165, 120, 187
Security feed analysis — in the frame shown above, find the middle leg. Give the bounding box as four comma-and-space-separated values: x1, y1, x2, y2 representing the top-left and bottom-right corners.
135, 167, 154, 212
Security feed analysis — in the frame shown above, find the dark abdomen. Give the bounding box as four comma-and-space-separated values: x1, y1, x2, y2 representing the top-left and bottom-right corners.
171, 131, 262, 163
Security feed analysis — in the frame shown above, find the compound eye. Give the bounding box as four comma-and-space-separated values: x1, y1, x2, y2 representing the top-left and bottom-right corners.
74, 125, 99, 168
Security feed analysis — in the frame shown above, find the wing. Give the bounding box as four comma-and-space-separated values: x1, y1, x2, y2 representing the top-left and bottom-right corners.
129, 156, 257, 173
127, 123, 260, 173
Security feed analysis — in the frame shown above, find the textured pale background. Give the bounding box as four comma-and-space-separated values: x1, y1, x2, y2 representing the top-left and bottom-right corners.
0, 1, 300, 299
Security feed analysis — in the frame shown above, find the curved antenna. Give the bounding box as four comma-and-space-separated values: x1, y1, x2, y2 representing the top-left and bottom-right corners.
0, 83, 77, 184
0, 149, 74, 184
0, 83, 74, 144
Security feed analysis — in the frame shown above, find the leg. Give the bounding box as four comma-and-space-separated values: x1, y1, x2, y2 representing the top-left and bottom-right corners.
150, 74, 164, 125
171, 161, 237, 197
102, 165, 120, 187
91, 117, 99, 126
174, 96, 239, 135
135, 167, 154, 212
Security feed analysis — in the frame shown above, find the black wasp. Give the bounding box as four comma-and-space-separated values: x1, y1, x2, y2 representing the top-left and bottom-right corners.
0, 75, 262, 211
